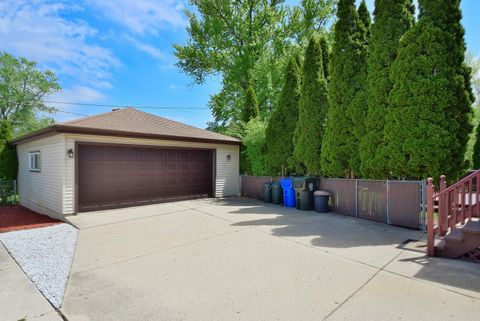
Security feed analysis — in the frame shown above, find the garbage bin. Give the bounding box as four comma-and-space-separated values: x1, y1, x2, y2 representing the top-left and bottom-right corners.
314, 190, 330, 213
271, 182, 283, 205
293, 177, 317, 211
280, 178, 295, 208
263, 183, 272, 203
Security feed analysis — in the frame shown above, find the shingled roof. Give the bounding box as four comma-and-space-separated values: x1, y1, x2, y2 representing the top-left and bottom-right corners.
11, 108, 241, 145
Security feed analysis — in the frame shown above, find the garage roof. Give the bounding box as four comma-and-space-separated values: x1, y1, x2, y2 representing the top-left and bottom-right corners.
11, 108, 241, 145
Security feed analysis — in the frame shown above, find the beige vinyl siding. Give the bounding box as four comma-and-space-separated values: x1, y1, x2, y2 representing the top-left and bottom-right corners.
64, 133, 240, 214
17, 134, 65, 218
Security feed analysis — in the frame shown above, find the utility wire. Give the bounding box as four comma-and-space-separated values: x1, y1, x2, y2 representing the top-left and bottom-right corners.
42, 100, 209, 110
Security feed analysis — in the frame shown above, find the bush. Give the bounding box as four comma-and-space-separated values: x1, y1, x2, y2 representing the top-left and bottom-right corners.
0, 143, 17, 180
243, 118, 268, 175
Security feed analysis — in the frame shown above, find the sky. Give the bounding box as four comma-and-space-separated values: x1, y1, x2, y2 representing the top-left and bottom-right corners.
1, 0, 479, 129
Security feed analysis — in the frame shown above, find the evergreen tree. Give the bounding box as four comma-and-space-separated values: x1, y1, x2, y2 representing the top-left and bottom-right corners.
359, 0, 414, 179
346, 0, 370, 175
472, 123, 480, 169
265, 54, 302, 175
385, 17, 467, 180
321, 0, 366, 178
242, 85, 260, 123
0, 120, 17, 180
357, 0, 371, 37
319, 36, 329, 81
293, 35, 328, 175
420, 0, 474, 175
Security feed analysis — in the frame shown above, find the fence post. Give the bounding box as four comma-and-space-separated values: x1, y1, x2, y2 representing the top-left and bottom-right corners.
355, 179, 358, 218
386, 180, 391, 224
439, 175, 446, 234
421, 180, 427, 231
426, 177, 435, 256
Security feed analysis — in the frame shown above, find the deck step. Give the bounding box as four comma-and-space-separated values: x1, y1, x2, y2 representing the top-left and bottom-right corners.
463, 220, 480, 235
445, 228, 464, 243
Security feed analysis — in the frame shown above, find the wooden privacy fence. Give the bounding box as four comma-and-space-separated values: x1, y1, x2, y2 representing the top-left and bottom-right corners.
241, 176, 426, 230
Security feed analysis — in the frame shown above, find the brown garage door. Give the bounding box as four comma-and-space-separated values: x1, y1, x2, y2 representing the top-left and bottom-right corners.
77, 144, 214, 212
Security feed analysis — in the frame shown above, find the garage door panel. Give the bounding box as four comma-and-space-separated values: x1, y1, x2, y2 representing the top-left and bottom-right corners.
78, 145, 214, 212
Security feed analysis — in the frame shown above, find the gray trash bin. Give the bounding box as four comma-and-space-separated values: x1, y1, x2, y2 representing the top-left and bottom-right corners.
263, 183, 272, 203
314, 190, 330, 213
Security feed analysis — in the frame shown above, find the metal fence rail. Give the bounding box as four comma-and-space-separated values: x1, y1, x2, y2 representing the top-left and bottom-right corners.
0, 180, 18, 205
241, 175, 425, 230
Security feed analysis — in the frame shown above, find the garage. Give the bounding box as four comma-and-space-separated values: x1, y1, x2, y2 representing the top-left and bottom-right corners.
77, 144, 215, 212
12, 107, 240, 219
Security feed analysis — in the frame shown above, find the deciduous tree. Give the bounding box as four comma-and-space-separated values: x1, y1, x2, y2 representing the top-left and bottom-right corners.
0, 52, 60, 137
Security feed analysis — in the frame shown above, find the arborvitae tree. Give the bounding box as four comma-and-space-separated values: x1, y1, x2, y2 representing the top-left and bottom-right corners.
293, 35, 328, 175
384, 17, 466, 180
242, 85, 260, 123
265, 54, 302, 175
321, 0, 367, 178
359, 0, 414, 179
346, 0, 370, 175
319, 36, 329, 81
472, 123, 480, 169
0, 120, 17, 180
419, 0, 474, 177
357, 0, 371, 37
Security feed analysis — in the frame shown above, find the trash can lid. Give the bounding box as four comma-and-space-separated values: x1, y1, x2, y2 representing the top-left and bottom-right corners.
314, 190, 330, 196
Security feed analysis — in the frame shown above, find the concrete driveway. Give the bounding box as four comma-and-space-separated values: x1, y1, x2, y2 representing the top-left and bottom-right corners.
62, 198, 480, 321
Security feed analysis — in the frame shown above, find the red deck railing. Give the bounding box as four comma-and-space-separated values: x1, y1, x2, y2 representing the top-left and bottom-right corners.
426, 170, 480, 256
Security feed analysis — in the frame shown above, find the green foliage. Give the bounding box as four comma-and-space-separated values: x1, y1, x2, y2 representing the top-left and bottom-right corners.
293, 35, 328, 175
319, 36, 329, 81
419, 0, 474, 177
357, 0, 371, 36
359, 0, 414, 178
346, 0, 370, 175
265, 55, 302, 175
243, 118, 268, 175
385, 17, 469, 180
0, 120, 17, 180
243, 85, 260, 123
472, 113, 480, 169
0, 52, 60, 137
321, 0, 366, 178
175, 0, 335, 131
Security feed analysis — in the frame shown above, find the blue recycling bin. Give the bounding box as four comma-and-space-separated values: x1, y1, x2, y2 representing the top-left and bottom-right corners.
280, 178, 295, 208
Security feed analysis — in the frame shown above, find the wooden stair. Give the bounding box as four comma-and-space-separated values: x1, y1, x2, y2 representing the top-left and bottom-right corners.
435, 219, 480, 260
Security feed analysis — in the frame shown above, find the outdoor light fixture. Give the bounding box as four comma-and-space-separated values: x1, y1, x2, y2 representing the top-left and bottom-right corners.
67, 149, 74, 159
227, 154, 231, 161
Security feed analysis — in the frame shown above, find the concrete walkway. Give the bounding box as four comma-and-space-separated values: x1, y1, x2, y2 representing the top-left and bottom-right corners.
62, 198, 480, 321
0, 243, 63, 321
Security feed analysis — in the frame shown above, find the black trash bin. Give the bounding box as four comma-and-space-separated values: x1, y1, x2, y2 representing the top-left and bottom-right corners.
271, 182, 283, 204
314, 190, 330, 213
263, 183, 272, 203
293, 177, 316, 211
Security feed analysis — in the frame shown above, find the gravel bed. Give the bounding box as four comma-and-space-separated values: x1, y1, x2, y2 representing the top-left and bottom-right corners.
0, 223, 78, 308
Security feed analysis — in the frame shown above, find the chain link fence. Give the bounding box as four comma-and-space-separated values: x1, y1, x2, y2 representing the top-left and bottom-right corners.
241, 176, 425, 230
0, 180, 19, 205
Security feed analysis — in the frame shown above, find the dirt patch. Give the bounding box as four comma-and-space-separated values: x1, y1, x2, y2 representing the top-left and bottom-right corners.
0, 206, 61, 233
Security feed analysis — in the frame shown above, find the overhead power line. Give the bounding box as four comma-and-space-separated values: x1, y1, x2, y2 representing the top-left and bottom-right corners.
43, 100, 209, 110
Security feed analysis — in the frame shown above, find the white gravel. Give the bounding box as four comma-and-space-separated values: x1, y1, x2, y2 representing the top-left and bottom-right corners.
0, 223, 78, 308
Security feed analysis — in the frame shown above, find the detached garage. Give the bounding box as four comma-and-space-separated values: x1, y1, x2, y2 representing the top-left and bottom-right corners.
12, 108, 241, 219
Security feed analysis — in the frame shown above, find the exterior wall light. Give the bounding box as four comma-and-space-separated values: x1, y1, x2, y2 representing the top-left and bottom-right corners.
226, 154, 231, 161
67, 149, 74, 158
